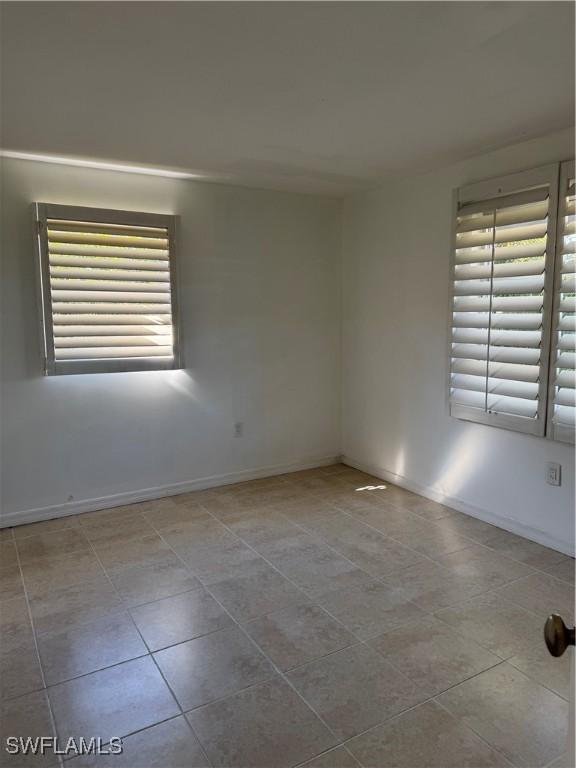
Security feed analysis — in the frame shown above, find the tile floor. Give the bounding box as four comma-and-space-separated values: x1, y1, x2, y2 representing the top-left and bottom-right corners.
0, 464, 573, 768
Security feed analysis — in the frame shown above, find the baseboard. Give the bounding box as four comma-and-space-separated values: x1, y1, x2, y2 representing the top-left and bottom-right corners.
342, 455, 575, 557
0, 454, 341, 529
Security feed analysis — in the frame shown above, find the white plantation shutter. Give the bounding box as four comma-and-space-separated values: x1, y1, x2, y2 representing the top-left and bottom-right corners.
449, 165, 559, 436
548, 161, 575, 443
34, 204, 180, 374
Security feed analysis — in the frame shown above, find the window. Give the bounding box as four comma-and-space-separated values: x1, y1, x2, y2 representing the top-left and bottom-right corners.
548, 161, 575, 443
34, 204, 180, 375
449, 162, 575, 443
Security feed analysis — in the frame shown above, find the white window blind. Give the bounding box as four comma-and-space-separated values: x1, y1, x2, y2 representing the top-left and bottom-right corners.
34, 204, 180, 375
449, 165, 558, 436
548, 161, 576, 444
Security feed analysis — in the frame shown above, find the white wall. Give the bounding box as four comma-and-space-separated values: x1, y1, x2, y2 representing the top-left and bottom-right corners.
341, 128, 575, 555
0, 158, 341, 523
2, 131, 574, 553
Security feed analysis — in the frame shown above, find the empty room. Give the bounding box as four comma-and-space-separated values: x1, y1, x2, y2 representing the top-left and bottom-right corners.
0, 2, 574, 767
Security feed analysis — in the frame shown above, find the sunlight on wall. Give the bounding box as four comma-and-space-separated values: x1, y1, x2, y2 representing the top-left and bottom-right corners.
165, 370, 202, 403
432, 428, 489, 501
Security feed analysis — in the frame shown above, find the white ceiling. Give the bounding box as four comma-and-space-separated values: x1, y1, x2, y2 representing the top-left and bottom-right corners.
1, 2, 574, 195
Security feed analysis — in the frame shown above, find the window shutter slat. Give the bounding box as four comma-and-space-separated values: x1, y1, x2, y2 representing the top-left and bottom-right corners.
55, 346, 174, 360
48, 243, 170, 260
35, 205, 180, 375
548, 161, 576, 443
450, 359, 541, 383
455, 242, 545, 264
449, 166, 557, 436
52, 302, 172, 314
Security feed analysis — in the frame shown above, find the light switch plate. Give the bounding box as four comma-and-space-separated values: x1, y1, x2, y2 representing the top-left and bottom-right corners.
546, 462, 561, 486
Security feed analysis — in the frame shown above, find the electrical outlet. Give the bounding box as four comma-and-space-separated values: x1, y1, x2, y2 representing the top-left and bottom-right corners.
546, 462, 561, 486
234, 421, 244, 438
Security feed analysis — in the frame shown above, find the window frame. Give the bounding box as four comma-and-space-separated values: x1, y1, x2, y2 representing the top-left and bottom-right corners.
448, 163, 560, 438
34, 203, 182, 375
547, 159, 575, 445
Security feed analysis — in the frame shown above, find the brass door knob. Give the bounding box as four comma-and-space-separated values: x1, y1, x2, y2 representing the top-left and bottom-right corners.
544, 614, 575, 657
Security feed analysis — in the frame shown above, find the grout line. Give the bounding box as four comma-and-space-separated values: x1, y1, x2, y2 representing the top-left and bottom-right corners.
145, 515, 348, 755
149, 497, 525, 765
69, 529, 215, 768
5, 468, 571, 767
11, 536, 65, 768
432, 691, 520, 768
298, 472, 572, 572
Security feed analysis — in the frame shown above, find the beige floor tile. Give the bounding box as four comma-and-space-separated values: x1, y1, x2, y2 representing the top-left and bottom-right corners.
187, 677, 336, 768
495, 572, 575, 623
37, 612, 147, 685
546, 753, 573, 768
0, 474, 571, 768
317, 580, 426, 640
16, 528, 91, 564
480, 529, 570, 570
289, 473, 345, 492
0, 541, 19, 573
259, 532, 372, 599
29, 576, 124, 635
0, 596, 34, 653
313, 522, 427, 578
347, 503, 437, 539
507, 640, 571, 700
91, 532, 173, 570
12, 517, 79, 540
130, 588, 233, 651
299, 509, 373, 539
20, 549, 106, 598
106, 552, 201, 607
226, 510, 303, 547
433, 514, 507, 545
436, 543, 536, 590
389, 524, 476, 559
319, 488, 390, 514
171, 489, 213, 507
244, 603, 356, 670
238, 485, 308, 508
68, 715, 209, 767
348, 700, 511, 768
543, 558, 575, 585
207, 559, 308, 622
363, 483, 420, 508
48, 656, 179, 742
0, 690, 58, 768
400, 497, 461, 522
171, 531, 262, 584
142, 504, 210, 532
369, 615, 502, 696
0, 566, 24, 602
435, 591, 544, 659
154, 625, 274, 711
279, 500, 343, 528
300, 747, 360, 768
81, 513, 155, 544
0, 641, 44, 700
197, 494, 248, 519
287, 643, 424, 740
132, 497, 182, 514
381, 559, 489, 611
12, 515, 78, 541
437, 662, 569, 768
160, 515, 230, 544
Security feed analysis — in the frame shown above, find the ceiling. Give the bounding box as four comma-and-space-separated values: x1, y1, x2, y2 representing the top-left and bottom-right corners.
1, 2, 574, 195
